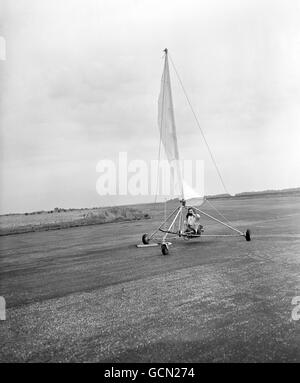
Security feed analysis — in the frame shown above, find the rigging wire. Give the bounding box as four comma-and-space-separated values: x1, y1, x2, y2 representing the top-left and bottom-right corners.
168, 54, 230, 196
204, 198, 233, 225
156, 51, 238, 229
168, 52, 240, 227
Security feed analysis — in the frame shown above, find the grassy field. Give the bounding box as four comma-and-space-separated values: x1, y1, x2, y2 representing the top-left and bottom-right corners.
0, 206, 149, 236
0, 195, 299, 362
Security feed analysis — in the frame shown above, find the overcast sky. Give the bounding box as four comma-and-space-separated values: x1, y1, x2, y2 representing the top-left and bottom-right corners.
1, 0, 300, 214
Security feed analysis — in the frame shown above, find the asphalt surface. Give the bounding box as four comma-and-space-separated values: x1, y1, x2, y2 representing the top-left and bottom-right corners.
0, 196, 300, 362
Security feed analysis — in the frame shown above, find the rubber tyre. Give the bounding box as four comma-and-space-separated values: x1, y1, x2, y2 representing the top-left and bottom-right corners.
161, 244, 169, 255
142, 234, 150, 245
245, 229, 251, 241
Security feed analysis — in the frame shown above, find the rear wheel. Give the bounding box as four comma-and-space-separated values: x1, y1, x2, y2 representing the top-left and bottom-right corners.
161, 243, 169, 255
142, 234, 150, 245
245, 229, 251, 241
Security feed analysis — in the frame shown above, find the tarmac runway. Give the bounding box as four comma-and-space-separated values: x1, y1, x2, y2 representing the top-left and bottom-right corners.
0, 195, 300, 362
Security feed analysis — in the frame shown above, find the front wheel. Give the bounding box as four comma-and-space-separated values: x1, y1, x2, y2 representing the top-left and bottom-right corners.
161, 243, 169, 255
245, 229, 251, 241
142, 234, 150, 245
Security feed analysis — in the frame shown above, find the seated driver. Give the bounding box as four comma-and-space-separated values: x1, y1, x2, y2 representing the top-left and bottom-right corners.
184, 208, 203, 234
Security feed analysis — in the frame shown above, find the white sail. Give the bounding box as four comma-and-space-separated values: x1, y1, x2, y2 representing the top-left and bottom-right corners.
157, 49, 204, 206
157, 50, 183, 198
182, 180, 204, 206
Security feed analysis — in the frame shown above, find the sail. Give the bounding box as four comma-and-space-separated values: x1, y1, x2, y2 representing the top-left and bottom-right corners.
182, 180, 204, 206
157, 49, 204, 206
157, 50, 183, 198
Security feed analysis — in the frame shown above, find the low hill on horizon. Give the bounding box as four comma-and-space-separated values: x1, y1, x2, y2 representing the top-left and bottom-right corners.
206, 186, 300, 199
